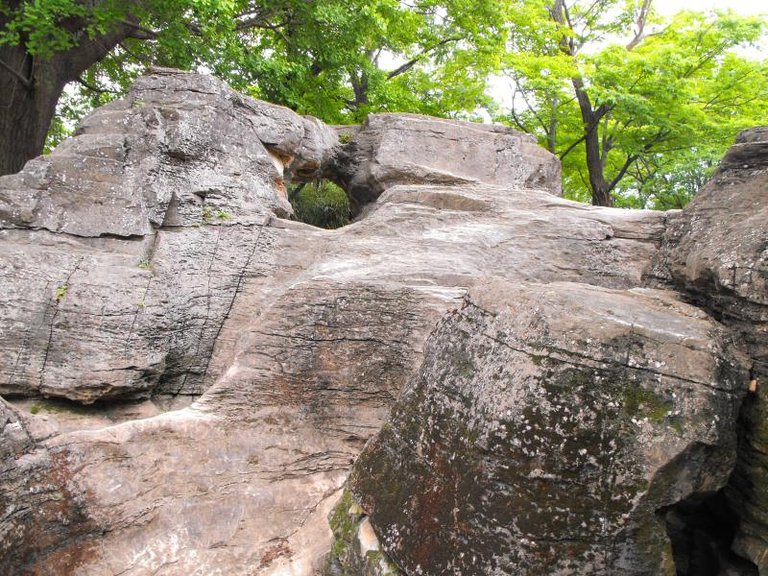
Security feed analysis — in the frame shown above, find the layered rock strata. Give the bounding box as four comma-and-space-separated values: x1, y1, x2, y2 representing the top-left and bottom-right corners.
0, 69, 764, 576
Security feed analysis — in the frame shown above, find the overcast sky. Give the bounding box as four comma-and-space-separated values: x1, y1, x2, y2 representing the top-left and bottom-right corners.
656, 0, 766, 16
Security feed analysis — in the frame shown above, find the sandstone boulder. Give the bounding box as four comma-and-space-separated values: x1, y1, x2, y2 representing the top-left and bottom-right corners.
349, 279, 747, 574
0, 68, 336, 403
331, 113, 562, 214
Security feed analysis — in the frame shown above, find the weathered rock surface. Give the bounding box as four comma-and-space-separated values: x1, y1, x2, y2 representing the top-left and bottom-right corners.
651, 126, 768, 574
0, 69, 764, 576
0, 67, 336, 402
349, 280, 746, 574
331, 113, 562, 214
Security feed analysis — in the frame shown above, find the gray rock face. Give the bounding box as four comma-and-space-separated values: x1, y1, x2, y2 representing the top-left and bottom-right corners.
349, 280, 746, 575
652, 126, 768, 574
0, 67, 335, 403
331, 113, 562, 213
0, 70, 764, 576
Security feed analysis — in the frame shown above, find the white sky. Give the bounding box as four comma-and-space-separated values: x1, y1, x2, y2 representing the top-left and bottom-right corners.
656, 0, 766, 16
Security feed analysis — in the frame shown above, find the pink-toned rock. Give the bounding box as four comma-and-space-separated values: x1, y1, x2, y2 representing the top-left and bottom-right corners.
0, 70, 764, 576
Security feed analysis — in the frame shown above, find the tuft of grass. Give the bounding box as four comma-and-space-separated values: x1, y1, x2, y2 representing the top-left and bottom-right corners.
216, 210, 233, 221
138, 258, 151, 269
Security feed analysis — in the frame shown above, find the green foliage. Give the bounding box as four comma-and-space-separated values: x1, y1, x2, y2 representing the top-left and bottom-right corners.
498, 1, 768, 207
4, 0, 767, 210
138, 258, 151, 269
290, 180, 350, 229
55, 284, 68, 302
0, 0, 510, 151
199, 207, 234, 224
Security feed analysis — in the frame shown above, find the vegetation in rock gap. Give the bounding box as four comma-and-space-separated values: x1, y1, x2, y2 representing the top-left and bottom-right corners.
289, 180, 351, 229
1, 0, 766, 208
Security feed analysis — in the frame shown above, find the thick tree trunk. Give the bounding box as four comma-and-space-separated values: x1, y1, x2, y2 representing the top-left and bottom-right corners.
0, 16, 133, 177
0, 47, 63, 177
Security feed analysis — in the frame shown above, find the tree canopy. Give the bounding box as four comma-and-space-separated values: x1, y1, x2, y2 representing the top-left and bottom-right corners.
500, 0, 768, 207
1, 0, 766, 208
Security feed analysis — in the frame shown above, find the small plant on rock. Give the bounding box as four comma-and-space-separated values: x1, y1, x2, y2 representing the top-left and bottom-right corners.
55, 284, 68, 302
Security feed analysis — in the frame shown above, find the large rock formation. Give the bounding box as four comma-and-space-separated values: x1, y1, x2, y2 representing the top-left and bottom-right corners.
0, 69, 764, 575
349, 282, 746, 574
0, 68, 335, 402
330, 114, 562, 214
651, 126, 768, 574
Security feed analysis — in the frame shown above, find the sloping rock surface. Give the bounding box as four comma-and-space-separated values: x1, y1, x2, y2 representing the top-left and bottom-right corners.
0, 70, 764, 576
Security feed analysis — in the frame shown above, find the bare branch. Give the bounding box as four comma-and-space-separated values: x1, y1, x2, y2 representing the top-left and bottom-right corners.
0, 57, 32, 89
387, 36, 462, 80
626, 0, 652, 50
76, 76, 116, 94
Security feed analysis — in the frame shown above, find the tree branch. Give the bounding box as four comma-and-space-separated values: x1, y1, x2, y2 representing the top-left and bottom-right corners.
606, 128, 671, 192
119, 19, 159, 40
0, 57, 32, 89
518, 87, 550, 135
117, 40, 152, 66
76, 76, 116, 94
608, 153, 638, 192
508, 87, 529, 132
559, 134, 587, 160
626, 0, 652, 50
387, 36, 462, 80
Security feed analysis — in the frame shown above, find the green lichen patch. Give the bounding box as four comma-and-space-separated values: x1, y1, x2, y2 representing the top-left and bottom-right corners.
323, 489, 403, 575
328, 489, 359, 559
622, 383, 673, 424
26, 398, 99, 416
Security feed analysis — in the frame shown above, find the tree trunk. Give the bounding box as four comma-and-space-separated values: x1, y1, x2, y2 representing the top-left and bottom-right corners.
572, 79, 613, 207
0, 47, 64, 177
0, 17, 134, 177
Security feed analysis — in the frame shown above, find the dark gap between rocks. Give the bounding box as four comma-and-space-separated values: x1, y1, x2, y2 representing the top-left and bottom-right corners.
662, 489, 758, 576
660, 387, 762, 576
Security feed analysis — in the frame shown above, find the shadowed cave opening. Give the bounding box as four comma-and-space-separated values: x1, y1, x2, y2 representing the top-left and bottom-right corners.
662, 490, 758, 575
